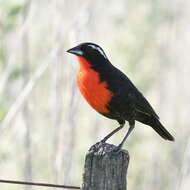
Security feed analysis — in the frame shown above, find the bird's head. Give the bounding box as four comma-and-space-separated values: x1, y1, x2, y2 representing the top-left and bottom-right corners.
67, 43, 109, 65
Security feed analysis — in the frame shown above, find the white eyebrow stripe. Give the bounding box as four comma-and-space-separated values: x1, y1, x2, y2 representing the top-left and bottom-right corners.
88, 44, 107, 59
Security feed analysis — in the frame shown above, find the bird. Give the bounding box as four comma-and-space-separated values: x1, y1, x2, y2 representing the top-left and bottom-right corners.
67, 42, 174, 149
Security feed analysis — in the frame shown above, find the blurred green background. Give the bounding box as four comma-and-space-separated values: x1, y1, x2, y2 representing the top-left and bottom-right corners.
0, 0, 189, 189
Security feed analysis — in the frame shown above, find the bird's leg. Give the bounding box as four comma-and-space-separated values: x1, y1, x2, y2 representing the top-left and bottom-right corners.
117, 120, 135, 149
101, 120, 125, 143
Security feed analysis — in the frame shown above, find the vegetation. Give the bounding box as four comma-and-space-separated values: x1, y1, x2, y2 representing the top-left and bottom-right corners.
0, 0, 188, 190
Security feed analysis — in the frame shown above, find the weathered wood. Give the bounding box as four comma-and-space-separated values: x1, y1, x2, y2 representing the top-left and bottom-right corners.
81, 142, 129, 190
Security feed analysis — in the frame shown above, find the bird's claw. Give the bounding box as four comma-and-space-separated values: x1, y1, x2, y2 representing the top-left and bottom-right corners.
112, 144, 122, 153
90, 141, 104, 152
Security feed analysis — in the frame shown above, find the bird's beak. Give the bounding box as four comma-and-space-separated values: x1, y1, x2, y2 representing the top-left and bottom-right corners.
67, 46, 83, 56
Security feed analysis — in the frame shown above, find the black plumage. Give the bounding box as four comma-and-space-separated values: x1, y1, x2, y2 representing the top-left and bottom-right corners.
67, 42, 174, 148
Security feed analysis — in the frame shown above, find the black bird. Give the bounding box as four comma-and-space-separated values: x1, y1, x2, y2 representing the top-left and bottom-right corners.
67, 42, 174, 148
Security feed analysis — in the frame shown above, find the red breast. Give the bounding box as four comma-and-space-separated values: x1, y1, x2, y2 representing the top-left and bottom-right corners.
76, 56, 113, 113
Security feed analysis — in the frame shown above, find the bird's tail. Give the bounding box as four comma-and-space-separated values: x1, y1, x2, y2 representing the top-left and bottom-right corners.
136, 112, 174, 141
151, 117, 174, 141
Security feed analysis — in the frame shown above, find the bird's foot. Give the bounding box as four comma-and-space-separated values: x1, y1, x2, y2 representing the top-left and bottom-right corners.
112, 143, 122, 153
90, 141, 105, 151
91, 141, 123, 153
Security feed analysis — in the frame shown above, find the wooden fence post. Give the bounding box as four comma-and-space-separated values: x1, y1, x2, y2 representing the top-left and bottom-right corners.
81, 142, 130, 190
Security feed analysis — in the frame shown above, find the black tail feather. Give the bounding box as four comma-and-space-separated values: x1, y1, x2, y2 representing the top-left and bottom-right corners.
151, 118, 174, 141
136, 112, 175, 141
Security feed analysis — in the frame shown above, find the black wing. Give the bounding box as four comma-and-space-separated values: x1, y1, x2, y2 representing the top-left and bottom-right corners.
97, 62, 159, 119
133, 89, 159, 119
